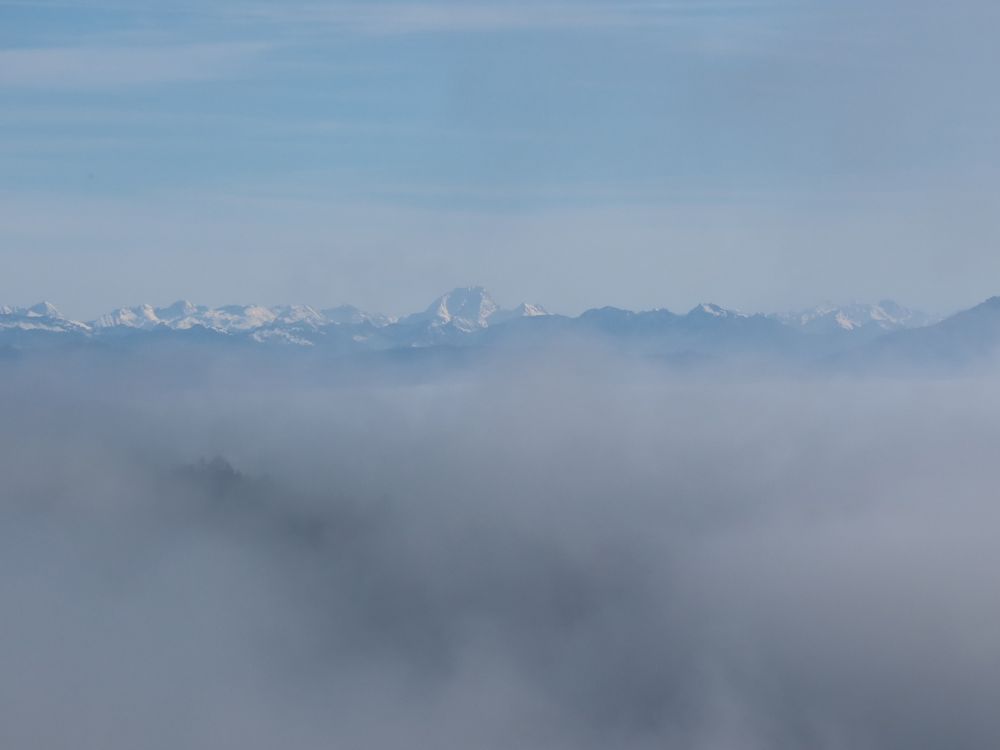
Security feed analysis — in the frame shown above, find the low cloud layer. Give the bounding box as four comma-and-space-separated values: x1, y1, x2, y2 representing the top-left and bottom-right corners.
2, 355, 1000, 749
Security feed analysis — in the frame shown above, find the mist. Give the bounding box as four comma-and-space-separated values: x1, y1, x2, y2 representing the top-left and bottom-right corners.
3, 351, 1000, 749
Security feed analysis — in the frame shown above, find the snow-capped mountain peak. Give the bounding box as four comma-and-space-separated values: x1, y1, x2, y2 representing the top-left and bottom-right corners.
27, 301, 62, 318
689, 303, 746, 319
321, 305, 395, 328
512, 302, 548, 317
156, 300, 202, 320
425, 286, 499, 330
272, 305, 326, 328
0, 301, 90, 332
1, 292, 968, 362
491, 302, 550, 325
92, 300, 395, 336
402, 287, 550, 333
399, 286, 495, 332
95, 305, 163, 330
775, 301, 934, 334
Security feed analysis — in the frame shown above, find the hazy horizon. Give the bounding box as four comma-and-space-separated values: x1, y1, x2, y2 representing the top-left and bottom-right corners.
0, 285, 983, 323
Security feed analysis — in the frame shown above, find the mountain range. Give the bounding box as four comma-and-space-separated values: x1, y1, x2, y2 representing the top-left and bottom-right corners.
3, 287, 1000, 372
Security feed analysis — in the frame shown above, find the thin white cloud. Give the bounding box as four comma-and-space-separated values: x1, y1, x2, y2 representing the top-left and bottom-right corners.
0, 42, 269, 89
237, 1, 770, 35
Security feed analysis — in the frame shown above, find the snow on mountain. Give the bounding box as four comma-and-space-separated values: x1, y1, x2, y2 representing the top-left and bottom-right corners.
0, 302, 91, 333
402, 286, 500, 332
321, 305, 395, 328
94, 301, 219, 330
1, 291, 965, 366
842, 296, 1000, 371
195, 305, 276, 331
91, 300, 396, 337
8, 291, 540, 341
95, 304, 165, 330
688, 303, 748, 320
273, 305, 329, 328
27, 302, 62, 318
775, 301, 933, 334
155, 300, 203, 321
250, 328, 316, 347
401, 287, 549, 333
491, 302, 550, 325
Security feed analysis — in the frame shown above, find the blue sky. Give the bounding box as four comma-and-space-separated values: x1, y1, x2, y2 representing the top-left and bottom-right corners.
2, 0, 999, 318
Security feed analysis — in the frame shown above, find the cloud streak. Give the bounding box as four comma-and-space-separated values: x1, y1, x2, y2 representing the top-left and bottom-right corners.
231, 0, 771, 35
0, 42, 269, 89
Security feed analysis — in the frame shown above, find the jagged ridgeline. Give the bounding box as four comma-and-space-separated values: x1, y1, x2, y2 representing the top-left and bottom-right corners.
4, 289, 1000, 372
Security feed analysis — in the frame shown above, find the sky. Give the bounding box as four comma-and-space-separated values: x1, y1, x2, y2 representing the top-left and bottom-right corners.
2, 0, 999, 319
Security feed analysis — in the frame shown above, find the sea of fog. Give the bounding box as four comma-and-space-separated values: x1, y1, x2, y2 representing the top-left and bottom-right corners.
2, 352, 999, 749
